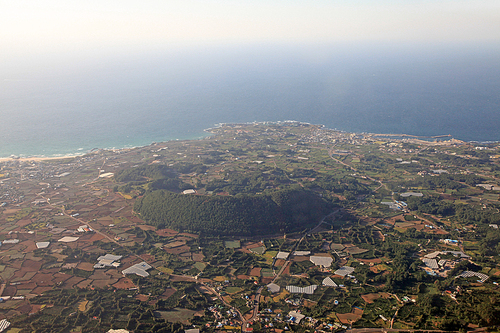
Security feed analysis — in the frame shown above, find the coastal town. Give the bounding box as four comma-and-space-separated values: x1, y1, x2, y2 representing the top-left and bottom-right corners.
0, 122, 499, 332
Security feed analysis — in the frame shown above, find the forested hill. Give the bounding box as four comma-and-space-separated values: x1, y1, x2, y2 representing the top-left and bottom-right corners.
134, 188, 333, 236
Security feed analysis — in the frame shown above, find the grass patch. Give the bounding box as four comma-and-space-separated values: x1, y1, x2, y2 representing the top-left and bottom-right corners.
193, 262, 206, 271
158, 267, 174, 274
263, 251, 278, 265
250, 246, 266, 255
225, 287, 243, 294
154, 308, 196, 324
224, 240, 241, 249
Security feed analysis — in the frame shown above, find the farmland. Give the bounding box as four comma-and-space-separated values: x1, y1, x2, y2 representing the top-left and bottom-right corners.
0, 122, 499, 332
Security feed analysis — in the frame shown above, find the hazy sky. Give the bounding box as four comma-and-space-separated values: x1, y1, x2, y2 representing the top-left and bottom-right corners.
2, 0, 500, 57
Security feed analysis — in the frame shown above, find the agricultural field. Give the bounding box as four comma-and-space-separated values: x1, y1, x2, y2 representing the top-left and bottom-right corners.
0, 122, 499, 331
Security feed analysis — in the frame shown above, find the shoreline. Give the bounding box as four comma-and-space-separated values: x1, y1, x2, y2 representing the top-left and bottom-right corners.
0, 121, 496, 162
0, 155, 80, 163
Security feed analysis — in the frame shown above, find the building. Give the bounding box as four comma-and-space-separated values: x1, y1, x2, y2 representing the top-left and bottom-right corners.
286, 285, 318, 295
94, 254, 123, 269
334, 266, 355, 277
310, 256, 333, 268
322, 277, 338, 287
122, 262, 152, 277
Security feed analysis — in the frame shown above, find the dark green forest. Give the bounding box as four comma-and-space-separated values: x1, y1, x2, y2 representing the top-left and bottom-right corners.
134, 188, 333, 236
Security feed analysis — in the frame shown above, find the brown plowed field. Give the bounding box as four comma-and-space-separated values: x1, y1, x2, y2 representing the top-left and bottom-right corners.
22, 260, 43, 271
249, 267, 262, 277
361, 292, 391, 304
92, 278, 117, 288
155, 228, 179, 237
337, 307, 363, 323
61, 276, 85, 289
112, 278, 136, 289
31, 286, 53, 295
52, 273, 72, 284
76, 279, 92, 289
31, 273, 55, 286
164, 245, 190, 255
77, 262, 95, 271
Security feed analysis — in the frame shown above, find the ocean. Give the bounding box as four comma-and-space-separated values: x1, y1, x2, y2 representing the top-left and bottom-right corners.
1, 42, 500, 158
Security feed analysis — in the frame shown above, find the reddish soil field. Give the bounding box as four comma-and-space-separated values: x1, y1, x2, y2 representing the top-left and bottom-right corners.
52, 273, 72, 284
358, 258, 382, 264
17, 303, 33, 315
245, 242, 264, 249
164, 245, 190, 255
2, 286, 17, 297
137, 225, 156, 231
120, 256, 138, 267
15, 219, 33, 228
337, 308, 363, 324
88, 270, 109, 280
77, 262, 95, 272
261, 277, 273, 284
361, 292, 391, 304
112, 278, 136, 289
192, 253, 204, 261
135, 294, 149, 302
175, 236, 194, 242
61, 276, 85, 289
22, 259, 43, 271
31, 273, 55, 286
160, 288, 178, 299
92, 278, 117, 288
275, 259, 286, 267
76, 279, 92, 289
139, 254, 156, 262
303, 300, 317, 308
29, 304, 45, 315
155, 229, 179, 237
87, 233, 106, 242
31, 286, 53, 295
106, 270, 123, 280
282, 262, 291, 276
237, 275, 252, 280
249, 267, 262, 277
373, 230, 384, 240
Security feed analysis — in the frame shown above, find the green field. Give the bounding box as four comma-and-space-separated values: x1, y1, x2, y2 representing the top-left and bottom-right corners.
224, 240, 241, 249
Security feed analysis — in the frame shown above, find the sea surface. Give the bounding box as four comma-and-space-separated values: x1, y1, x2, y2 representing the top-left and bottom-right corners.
1, 42, 500, 158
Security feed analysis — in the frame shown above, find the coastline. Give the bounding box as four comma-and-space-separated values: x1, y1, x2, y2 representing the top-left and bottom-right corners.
0, 155, 80, 163
1, 120, 496, 163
